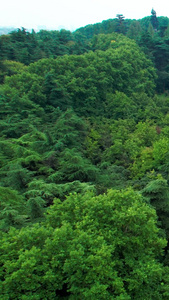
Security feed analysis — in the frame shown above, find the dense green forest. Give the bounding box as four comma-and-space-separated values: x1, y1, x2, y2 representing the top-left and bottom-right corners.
2, 10, 169, 299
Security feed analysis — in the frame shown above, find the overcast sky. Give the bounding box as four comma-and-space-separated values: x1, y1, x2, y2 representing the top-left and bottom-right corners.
1, 0, 168, 31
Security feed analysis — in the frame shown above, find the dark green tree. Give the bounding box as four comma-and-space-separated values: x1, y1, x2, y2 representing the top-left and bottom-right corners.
116, 14, 126, 34
151, 9, 158, 31
142, 178, 169, 240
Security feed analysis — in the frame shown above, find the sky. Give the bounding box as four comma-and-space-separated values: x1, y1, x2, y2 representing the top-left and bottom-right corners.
1, 0, 169, 31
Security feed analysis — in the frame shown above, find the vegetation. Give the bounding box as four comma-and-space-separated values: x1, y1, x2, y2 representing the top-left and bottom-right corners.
2, 10, 169, 299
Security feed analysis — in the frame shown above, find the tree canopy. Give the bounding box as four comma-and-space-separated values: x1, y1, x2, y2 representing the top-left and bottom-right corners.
0, 189, 168, 299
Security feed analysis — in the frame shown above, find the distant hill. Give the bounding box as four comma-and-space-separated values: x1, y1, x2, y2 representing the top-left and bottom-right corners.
0, 27, 17, 35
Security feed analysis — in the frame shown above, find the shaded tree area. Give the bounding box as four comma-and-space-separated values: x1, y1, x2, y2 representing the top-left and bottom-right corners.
0, 27, 90, 70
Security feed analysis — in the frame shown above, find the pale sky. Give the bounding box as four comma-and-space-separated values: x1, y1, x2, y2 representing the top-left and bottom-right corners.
1, 0, 168, 31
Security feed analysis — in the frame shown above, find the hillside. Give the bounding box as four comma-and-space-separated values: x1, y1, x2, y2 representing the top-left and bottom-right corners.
1, 12, 169, 299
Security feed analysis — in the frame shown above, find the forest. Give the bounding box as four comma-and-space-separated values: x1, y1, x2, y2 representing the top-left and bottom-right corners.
2, 10, 169, 299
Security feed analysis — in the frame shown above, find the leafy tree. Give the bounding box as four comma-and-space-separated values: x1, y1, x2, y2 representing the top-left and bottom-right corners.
0, 189, 167, 299
105, 91, 136, 119
127, 21, 142, 40
48, 148, 98, 183
142, 177, 169, 240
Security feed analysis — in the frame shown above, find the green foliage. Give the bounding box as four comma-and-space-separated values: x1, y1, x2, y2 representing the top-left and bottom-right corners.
153, 137, 169, 165
127, 21, 142, 40
1, 16, 169, 95
48, 148, 98, 183
27, 197, 45, 220
96, 164, 130, 193
0, 189, 167, 299
0, 187, 27, 231
105, 91, 136, 119
25, 36, 156, 116
2, 14, 169, 298
142, 178, 169, 239
0, 28, 83, 65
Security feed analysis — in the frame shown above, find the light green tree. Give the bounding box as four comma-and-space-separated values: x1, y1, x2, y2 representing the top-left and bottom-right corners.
0, 189, 168, 299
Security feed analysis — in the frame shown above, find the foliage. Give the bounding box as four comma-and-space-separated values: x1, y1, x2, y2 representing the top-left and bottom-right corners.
0, 187, 27, 231
0, 189, 167, 299
2, 12, 169, 298
142, 178, 169, 240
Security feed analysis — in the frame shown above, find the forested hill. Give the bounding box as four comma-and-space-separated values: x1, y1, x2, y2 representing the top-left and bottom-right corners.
1, 13, 169, 91
2, 11, 169, 299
